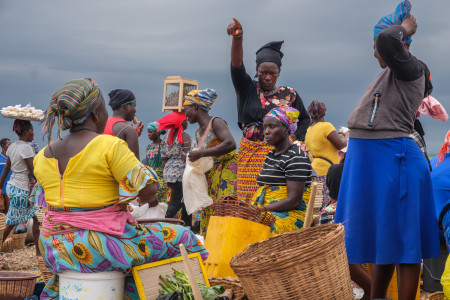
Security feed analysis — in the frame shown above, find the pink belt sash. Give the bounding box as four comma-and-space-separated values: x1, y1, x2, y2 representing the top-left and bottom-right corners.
41, 204, 136, 236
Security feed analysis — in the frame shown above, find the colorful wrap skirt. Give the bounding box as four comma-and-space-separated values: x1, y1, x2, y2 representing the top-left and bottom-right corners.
37, 221, 208, 300
5, 183, 38, 225
200, 151, 238, 237
237, 137, 274, 202
252, 185, 310, 234
335, 137, 440, 264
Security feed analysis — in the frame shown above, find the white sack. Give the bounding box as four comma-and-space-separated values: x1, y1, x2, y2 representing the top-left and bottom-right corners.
129, 202, 168, 219
182, 155, 214, 215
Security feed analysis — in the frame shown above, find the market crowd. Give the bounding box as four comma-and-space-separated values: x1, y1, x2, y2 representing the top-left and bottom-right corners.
1, 1, 449, 299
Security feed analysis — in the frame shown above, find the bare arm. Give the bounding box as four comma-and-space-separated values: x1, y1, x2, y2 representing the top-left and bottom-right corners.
0, 157, 11, 193
24, 157, 36, 181
260, 180, 306, 212
327, 130, 347, 150
113, 122, 140, 160
227, 18, 243, 68
189, 118, 236, 162
181, 132, 191, 161
138, 182, 159, 207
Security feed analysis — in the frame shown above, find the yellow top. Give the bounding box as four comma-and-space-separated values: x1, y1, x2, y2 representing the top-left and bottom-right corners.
305, 122, 341, 176
33, 135, 140, 208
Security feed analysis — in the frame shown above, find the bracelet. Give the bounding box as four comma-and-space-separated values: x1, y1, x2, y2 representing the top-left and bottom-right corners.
233, 35, 243, 39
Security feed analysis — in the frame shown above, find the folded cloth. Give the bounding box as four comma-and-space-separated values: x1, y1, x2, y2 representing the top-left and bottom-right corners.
41, 203, 136, 236
373, 0, 412, 45
417, 96, 448, 122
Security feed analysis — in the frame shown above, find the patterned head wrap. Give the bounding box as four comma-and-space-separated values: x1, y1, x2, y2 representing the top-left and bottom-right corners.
157, 112, 187, 146
437, 130, 450, 166
108, 89, 136, 110
43, 78, 104, 141
265, 106, 299, 134
373, 0, 412, 46
307, 101, 327, 120
147, 122, 166, 135
183, 89, 218, 111
256, 41, 284, 67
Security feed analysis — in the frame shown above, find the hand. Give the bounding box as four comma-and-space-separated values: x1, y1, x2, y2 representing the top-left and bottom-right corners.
134, 121, 144, 137
256, 206, 268, 213
227, 17, 243, 37
188, 150, 204, 162
401, 14, 417, 37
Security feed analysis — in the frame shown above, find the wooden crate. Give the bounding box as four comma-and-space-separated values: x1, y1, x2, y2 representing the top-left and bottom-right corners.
162, 76, 198, 112
132, 252, 209, 300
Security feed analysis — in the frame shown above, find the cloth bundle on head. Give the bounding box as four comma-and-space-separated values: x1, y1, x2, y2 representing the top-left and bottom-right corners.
43, 78, 104, 141
307, 100, 327, 120
437, 130, 450, 166
373, 0, 412, 45
147, 121, 167, 135
183, 88, 218, 111
157, 112, 187, 146
256, 41, 284, 67
108, 89, 136, 110
417, 96, 448, 122
265, 106, 299, 134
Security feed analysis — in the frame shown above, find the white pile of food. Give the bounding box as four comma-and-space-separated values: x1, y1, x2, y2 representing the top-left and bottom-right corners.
1, 104, 44, 121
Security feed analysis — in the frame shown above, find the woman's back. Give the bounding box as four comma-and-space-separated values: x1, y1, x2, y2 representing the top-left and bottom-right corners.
34, 135, 139, 208
305, 122, 341, 176
6, 140, 35, 190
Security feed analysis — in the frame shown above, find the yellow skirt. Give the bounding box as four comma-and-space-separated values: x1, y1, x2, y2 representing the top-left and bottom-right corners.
252, 185, 311, 234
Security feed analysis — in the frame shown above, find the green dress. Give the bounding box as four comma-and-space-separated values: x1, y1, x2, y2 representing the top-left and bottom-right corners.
195, 117, 238, 237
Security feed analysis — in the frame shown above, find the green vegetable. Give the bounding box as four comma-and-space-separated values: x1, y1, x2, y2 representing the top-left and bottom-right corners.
158, 268, 224, 300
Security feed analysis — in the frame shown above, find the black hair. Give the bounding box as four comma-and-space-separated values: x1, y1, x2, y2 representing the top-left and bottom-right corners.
13, 120, 33, 136
0, 138, 11, 148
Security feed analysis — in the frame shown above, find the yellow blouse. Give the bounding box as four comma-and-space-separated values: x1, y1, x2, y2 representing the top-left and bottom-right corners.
33, 135, 140, 208
305, 122, 341, 176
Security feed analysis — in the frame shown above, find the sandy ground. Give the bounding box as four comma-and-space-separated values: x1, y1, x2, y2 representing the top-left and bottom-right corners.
0, 244, 439, 299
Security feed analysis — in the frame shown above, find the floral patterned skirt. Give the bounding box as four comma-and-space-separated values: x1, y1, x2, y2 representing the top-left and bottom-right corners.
39, 222, 208, 300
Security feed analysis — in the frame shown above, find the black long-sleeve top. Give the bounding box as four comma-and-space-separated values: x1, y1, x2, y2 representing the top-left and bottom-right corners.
230, 63, 310, 141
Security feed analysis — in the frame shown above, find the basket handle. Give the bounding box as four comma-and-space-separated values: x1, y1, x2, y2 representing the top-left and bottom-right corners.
303, 182, 318, 229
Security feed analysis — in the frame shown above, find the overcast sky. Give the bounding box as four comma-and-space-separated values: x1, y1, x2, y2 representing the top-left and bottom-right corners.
0, 0, 448, 155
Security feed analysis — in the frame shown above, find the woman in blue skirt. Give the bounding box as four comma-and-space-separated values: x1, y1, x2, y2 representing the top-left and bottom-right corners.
335, 3, 440, 299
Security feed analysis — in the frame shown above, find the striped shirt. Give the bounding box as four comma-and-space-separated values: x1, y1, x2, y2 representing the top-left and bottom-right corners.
257, 144, 312, 187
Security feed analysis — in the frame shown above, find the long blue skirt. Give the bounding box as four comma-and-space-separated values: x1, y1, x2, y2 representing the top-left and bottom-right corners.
335, 137, 440, 264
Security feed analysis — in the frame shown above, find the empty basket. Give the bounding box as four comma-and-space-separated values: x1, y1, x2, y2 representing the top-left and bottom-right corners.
230, 224, 353, 300
0, 271, 40, 300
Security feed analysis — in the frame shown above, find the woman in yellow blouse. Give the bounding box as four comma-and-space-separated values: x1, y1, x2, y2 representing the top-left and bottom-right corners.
305, 101, 347, 208
31, 78, 207, 300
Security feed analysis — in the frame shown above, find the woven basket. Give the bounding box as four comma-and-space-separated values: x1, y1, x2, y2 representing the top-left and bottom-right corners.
0, 236, 13, 252
230, 224, 352, 300
209, 277, 246, 300
213, 196, 276, 228
428, 292, 445, 300
37, 256, 53, 284
12, 232, 27, 250
35, 208, 46, 228
0, 213, 6, 230
0, 271, 40, 300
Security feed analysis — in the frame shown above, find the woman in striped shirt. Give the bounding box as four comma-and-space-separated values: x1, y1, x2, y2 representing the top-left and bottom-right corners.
252, 107, 312, 234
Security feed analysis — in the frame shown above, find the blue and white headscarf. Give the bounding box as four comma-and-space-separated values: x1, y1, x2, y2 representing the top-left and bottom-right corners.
373, 0, 412, 45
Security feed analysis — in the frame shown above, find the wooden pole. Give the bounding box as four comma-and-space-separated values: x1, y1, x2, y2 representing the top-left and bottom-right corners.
179, 244, 202, 300
303, 181, 318, 229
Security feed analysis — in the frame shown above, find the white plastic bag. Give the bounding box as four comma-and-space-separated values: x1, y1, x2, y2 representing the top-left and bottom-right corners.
129, 202, 168, 219
182, 155, 214, 215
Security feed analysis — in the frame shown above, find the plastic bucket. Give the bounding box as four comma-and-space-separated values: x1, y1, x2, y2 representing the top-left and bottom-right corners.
59, 271, 124, 300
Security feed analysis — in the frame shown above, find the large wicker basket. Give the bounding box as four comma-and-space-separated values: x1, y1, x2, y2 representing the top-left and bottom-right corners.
0, 214, 5, 250
213, 196, 276, 227
12, 232, 27, 250
37, 256, 53, 284
209, 277, 246, 300
230, 224, 352, 300
0, 271, 40, 300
